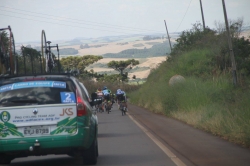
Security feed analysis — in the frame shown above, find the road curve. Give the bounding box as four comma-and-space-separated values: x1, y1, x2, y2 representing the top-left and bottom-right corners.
128, 103, 250, 166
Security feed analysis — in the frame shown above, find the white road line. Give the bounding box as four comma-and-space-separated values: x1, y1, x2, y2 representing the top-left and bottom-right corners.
128, 113, 186, 166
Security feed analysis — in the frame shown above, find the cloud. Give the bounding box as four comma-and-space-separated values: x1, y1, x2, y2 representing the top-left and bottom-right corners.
228, 1, 241, 8
118, 3, 146, 16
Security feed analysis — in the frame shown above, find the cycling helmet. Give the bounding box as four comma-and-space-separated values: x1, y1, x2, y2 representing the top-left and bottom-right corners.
117, 89, 122, 94
103, 86, 107, 90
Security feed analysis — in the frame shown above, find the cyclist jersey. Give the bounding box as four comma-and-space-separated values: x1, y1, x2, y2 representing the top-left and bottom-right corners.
96, 90, 103, 97
121, 91, 126, 96
102, 89, 110, 96
116, 90, 124, 95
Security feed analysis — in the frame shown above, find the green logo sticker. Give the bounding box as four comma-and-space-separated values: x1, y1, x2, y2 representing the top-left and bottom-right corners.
0, 111, 11, 122
50, 117, 77, 135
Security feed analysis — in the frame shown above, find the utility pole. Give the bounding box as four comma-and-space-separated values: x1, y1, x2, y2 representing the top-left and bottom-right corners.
164, 20, 172, 53
222, 0, 237, 86
199, 0, 206, 30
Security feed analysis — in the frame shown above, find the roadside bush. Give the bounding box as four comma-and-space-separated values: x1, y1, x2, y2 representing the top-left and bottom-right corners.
128, 20, 250, 147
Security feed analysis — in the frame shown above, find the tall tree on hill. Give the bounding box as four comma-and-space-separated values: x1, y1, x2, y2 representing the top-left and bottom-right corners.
0, 31, 10, 73
21, 46, 44, 73
107, 59, 139, 81
60, 55, 103, 77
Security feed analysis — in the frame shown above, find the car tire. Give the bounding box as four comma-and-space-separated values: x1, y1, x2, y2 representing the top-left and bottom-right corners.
83, 137, 98, 165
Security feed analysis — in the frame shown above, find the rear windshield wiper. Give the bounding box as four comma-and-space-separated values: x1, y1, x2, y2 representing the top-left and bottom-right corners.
0, 99, 39, 107
10, 99, 39, 103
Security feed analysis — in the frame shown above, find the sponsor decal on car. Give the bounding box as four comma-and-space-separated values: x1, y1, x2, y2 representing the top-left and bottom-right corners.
60, 92, 76, 103
12, 114, 60, 123
0, 116, 77, 138
0, 106, 77, 138
0, 81, 66, 93
50, 117, 77, 135
0, 124, 24, 137
60, 108, 74, 116
0, 111, 11, 122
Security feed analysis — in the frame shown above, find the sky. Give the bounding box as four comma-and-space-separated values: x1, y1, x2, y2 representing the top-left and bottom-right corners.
0, 0, 250, 43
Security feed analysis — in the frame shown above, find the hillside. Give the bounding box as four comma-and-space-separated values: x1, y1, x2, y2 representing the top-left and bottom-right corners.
128, 24, 250, 148
62, 36, 172, 79
58, 38, 173, 58
86, 56, 167, 79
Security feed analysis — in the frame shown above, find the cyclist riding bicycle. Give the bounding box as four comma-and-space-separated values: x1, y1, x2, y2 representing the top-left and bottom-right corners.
116, 89, 127, 109
91, 87, 104, 112
102, 86, 112, 111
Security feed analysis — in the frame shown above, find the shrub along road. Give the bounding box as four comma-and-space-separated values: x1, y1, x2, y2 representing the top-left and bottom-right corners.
128, 103, 250, 166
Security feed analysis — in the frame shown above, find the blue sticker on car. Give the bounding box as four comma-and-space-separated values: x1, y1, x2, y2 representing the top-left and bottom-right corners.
0, 84, 13, 92
60, 92, 76, 103
0, 81, 66, 93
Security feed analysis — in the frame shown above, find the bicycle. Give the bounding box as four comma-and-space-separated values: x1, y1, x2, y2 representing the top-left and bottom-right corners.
105, 101, 112, 114
118, 100, 127, 116
93, 98, 103, 113
46, 41, 55, 73
95, 103, 103, 113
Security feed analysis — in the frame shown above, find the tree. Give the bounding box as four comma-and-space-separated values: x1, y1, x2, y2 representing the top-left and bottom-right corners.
97, 74, 123, 83
171, 22, 216, 56
171, 19, 250, 79
214, 17, 244, 38
80, 44, 89, 49
15, 46, 43, 74
0, 31, 10, 73
60, 55, 103, 77
107, 59, 139, 82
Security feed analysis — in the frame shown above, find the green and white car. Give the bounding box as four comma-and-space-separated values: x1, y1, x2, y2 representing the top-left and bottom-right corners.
0, 74, 98, 164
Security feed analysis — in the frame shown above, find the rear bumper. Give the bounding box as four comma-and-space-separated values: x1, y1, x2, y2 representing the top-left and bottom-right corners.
0, 128, 92, 155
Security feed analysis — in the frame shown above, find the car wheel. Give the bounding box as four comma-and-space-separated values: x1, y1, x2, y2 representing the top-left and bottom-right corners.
83, 137, 98, 165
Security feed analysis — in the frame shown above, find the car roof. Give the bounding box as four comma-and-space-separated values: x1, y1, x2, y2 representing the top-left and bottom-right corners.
0, 73, 77, 85
1, 73, 71, 78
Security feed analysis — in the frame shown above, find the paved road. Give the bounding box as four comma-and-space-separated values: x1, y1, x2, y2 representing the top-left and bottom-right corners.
9, 103, 250, 166
128, 104, 250, 166
10, 104, 175, 166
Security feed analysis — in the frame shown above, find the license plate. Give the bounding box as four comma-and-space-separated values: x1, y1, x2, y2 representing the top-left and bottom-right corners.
23, 126, 50, 135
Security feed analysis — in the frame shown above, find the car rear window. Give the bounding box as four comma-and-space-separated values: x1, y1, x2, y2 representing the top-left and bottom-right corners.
0, 80, 76, 107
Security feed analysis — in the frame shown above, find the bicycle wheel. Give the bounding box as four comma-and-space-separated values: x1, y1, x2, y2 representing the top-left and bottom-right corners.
9, 30, 16, 75
120, 103, 124, 116
104, 103, 107, 112
100, 104, 104, 113
95, 106, 99, 113
0, 35, 6, 74
41, 30, 47, 73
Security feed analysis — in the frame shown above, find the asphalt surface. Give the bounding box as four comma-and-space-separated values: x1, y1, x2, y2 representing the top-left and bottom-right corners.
9, 103, 250, 166
128, 104, 250, 166
10, 104, 174, 166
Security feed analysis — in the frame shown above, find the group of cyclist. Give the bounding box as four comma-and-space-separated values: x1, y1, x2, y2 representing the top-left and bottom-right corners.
91, 86, 127, 113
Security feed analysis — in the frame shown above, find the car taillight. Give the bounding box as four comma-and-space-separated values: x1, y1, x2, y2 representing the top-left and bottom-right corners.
76, 89, 87, 116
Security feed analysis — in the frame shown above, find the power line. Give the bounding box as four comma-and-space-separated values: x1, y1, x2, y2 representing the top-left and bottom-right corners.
0, 8, 161, 33
0, 5, 164, 34
175, 0, 193, 32
0, 13, 138, 36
